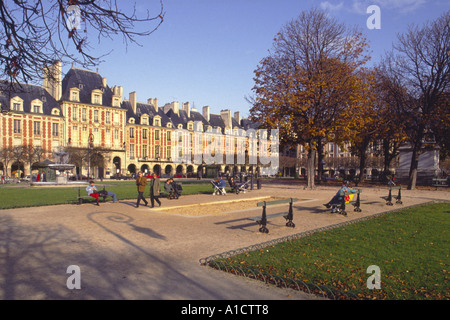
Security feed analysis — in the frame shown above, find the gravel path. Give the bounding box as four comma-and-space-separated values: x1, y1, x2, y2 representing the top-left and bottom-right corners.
0, 183, 448, 300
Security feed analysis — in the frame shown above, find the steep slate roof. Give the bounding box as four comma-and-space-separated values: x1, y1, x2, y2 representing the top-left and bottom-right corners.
231, 117, 242, 129
208, 113, 226, 130
240, 118, 260, 130
123, 100, 172, 127
59, 67, 258, 130
0, 82, 61, 116
61, 67, 116, 107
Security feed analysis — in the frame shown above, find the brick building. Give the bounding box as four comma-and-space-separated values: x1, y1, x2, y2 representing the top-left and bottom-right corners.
0, 63, 274, 179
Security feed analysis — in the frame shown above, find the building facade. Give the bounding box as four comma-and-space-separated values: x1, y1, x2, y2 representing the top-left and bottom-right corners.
0, 64, 276, 179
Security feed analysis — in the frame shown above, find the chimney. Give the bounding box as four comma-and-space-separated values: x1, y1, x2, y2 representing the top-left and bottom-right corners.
164, 101, 179, 115
234, 112, 241, 125
102, 77, 107, 87
202, 106, 210, 122
172, 101, 179, 115
220, 109, 232, 128
183, 102, 190, 118
43, 60, 62, 101
148, 98, 159, 113
129, 91, 137, 114
154, 98, 158, 112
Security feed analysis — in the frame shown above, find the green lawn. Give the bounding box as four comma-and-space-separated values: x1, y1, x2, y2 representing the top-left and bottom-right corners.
212, 202, 449, 300
0, 180, 215, 209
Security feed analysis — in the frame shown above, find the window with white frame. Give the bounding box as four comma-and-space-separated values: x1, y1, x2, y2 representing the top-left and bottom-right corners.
130, 143, 135, 159
142, 145, 148, 158
70, 88, 80, 102
33, 121, 41, 135
52, 123, 59, 137
13, 119, 21, 133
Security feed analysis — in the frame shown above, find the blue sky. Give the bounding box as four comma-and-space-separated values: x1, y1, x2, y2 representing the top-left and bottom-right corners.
66, 0, 449, 118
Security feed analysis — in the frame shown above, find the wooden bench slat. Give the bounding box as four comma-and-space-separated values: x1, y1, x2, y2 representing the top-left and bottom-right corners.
257, 198, 298, 207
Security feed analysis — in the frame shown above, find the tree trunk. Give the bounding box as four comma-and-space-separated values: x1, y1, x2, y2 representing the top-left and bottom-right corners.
358, 151, 367, 186
317, 139, 324, 183
408, 146, 419, 190
306, 146, 316, 189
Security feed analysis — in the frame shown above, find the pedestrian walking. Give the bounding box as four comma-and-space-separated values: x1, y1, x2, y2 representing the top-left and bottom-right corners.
136, 171, 148, 207
149, 172, 161, 208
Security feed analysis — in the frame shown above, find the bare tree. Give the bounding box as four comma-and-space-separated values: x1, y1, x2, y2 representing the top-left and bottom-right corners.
0, 146, 13, 177
0, 0, 164, 93
22, 144, 45, 177
385, 11, 449, 189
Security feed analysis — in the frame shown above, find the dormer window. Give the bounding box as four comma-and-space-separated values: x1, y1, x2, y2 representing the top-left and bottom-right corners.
31, 99, 43, 113
141, 115, 149, 125
91, 89, 102, 105
70, 88, 80, 102
10, 96, 23, 112
153, 116, 161, 126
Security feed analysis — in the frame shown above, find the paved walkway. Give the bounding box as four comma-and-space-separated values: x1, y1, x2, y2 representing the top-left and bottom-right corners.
0, 183, 448, 300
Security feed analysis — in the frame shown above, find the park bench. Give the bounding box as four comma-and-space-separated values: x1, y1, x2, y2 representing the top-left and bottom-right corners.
334, 189, 362, 216
432, 178, 448, 188
248, 198, 297, 233
76, 185, 109, 205
381, 186, 402, 206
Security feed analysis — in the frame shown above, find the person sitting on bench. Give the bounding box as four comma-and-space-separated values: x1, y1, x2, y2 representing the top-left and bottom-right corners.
86, 180, 118, 205
171, 178, 181, 198
228, 176, 236, 189
164, 178, 173, 193
164, 178, 181, 198
324, 181, 357, 213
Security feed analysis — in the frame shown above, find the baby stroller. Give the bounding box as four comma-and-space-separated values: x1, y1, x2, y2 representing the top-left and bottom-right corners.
211, 179, 226, 195
233, 180, 249, 194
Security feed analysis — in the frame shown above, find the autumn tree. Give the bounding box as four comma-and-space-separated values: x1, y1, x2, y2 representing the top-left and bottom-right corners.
250, 8, 370, 189
0, 0, 164, 94
334, 70, 378, 184
372, 66, 408, 179
383, 11, 449, 189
